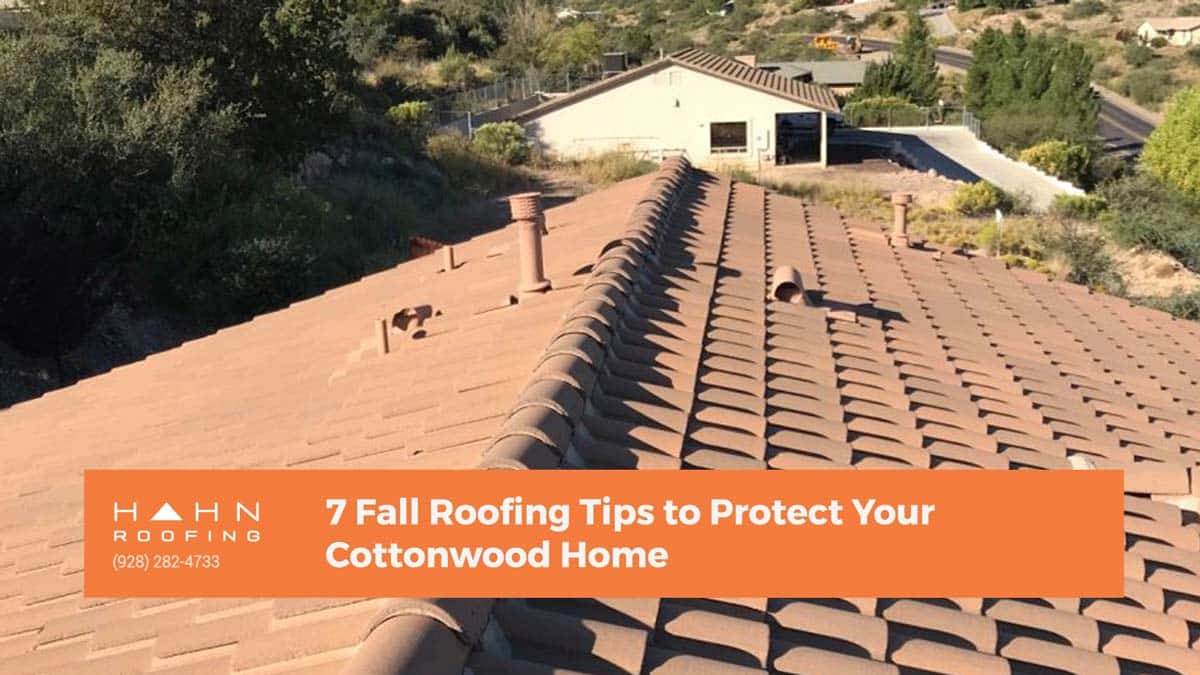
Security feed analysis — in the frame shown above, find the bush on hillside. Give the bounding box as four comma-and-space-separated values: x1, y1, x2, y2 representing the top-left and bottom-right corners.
1050, 194, 1107, 221
1124, 42, 1154, 67
1051, 225, 1125, 295
1149, 290, 1200, 320
1018, 140, 1092, 185
471, 122, 530, 165
1142, 88, 1200, 199
1063, 0, 1105, 20
387, 101, 434, 149
975, 219, 1045, 260
1123, 67, 1176, 106
950, 181, 1010, 215
426, 132, 528, 196
1099, 172, 1200, 272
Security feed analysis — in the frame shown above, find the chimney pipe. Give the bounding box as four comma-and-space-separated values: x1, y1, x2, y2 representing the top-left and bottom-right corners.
891, 192, 913, 247
509, 192, 550, 296
441, 244, 456, 272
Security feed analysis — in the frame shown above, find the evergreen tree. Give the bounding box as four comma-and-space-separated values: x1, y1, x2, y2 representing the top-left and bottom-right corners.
964, 22, 1097, 149
895, 10, 939, 106
851, 11, 939, 105
856, 59, 914, 101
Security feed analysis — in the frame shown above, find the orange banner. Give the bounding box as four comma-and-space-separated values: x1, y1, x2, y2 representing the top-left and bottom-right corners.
84, 469, 1123, 598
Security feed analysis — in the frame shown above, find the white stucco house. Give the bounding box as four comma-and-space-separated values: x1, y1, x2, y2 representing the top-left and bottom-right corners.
515, 49, 841, 168
1138, 17, 1200, 46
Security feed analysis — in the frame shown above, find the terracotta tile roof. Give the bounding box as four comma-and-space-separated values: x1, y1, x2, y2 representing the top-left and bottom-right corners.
5, 158, 1200, 674
515, 48, 840, 124
353, 158, 1200, 674
0, 175, 657, 674
1143, 17, 1200, 32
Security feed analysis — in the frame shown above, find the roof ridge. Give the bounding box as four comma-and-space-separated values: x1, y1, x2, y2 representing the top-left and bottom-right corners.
515, 47, 839, 123
342, 155, 697, 675
477, 154, 694, 471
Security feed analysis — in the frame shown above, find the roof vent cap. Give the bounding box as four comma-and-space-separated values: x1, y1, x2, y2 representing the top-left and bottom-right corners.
770, 266, 807, 305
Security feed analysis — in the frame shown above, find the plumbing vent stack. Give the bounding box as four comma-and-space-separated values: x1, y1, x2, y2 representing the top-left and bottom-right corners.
375, 318, 390, 356
770, 266, 807, 305
891, 192, 913, 247
441, 245, 456, 272
510, 192, 550, 296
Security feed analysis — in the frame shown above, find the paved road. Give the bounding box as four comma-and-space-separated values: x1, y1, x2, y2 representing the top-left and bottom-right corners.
835, 127, 1080, 212
857, 38, 1156, 152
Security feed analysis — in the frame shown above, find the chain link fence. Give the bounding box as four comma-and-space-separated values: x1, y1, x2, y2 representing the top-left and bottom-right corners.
431, 70, 602, 133
843, 103, 971, 129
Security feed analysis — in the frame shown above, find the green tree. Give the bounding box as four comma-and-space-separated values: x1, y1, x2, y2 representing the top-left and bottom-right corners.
33, 0, 355, 161
0, 32, 241, 355
964, 23, 1097, 149
852, 11, 939, 106
895, 10, 939, 106
540, 21, 602, 75
1142, 88, 1200, 199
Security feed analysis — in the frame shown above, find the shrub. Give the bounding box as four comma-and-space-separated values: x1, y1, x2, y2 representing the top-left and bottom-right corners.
843, 96, 926, 126
1188, 46, 1200, 66
1143, 88, 1200, 198
975, 219, 1045, 260
1124, 42, 1154, 67
980, 103, 1095, 152
951, 181, 1010, 215
1050, 194, 1107, 220
1179, 4, 1200, 17
1018, 140, 1092, 185
1122, 67, 1175, 106
1063, 0, 1105, 20
387, 101, 433, 148
1151, 37, 1169, 49
1093, 62, 1120, 82
426, 132, 528, 196
1049, 225, 1125, 295
1149, 290, 1200, 320
437, 46, 477, 88
1100, 172, 1200, 272
577, 151, 657, 186
878, 13, 897, 29
471, 122, 530, 165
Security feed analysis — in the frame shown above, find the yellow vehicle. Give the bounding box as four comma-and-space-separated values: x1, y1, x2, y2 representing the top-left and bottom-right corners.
812, 35, 839, 52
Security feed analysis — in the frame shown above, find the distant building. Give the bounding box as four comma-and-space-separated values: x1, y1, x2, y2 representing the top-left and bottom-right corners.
758, 60, 868, 96
1138, 17, 1200, 46
556, 7, 603, 21
515, 48, 840, 167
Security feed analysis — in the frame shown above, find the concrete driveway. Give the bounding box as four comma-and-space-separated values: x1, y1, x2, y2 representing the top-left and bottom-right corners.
833, 127, 1081, 212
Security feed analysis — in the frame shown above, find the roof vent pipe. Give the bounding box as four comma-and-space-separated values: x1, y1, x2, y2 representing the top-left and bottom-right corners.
509, 192, 550, 296
770, 266, 807, 305
441, 244, 456, 272
375, 318, 390, 356
891, 192, 913, 247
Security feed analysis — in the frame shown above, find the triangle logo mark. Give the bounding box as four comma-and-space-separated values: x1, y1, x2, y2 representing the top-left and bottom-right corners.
151, 502, 184, 522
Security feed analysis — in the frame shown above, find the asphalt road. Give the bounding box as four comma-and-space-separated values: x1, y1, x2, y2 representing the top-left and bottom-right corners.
857, 37, 1156, 151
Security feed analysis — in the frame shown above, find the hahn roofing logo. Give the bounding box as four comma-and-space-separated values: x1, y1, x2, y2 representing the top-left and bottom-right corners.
111, 500, 263, 544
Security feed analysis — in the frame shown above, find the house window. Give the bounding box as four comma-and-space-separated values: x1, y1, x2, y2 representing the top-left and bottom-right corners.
710, 122, 748, 154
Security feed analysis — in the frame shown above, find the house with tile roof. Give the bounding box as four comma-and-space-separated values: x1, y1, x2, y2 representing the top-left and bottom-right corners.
515, 49, 841, 169
3, 156, 1200, 674
1139, 17, 1200, 47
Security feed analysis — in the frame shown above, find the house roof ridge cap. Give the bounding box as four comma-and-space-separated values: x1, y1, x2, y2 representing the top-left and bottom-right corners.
341, 155, 695, 674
